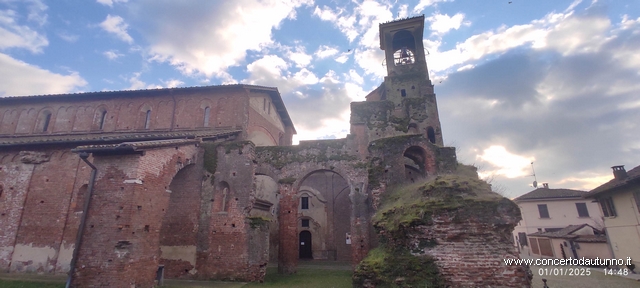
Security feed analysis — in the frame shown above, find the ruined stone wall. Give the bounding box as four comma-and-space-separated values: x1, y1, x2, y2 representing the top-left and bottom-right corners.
71, 144, 199, 287
195, 142, 269, 281
298, 171, 352, 261
255, 139, 370, 269
0, 148, 92, 273
159, 162, 203, 278
406, 199, 531, 287
350, 89, 443, 147
354, 174, 532, 288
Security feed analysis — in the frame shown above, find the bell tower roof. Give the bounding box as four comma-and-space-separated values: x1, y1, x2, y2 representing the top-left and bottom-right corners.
379, 15, 425, 50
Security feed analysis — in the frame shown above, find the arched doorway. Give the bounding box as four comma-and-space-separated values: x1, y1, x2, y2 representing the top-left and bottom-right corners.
299, 231, 312, 259
298, 170, 351, 261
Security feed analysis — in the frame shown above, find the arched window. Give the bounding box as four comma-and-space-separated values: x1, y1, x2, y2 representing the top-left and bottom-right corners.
427, 127, 436, 144
93, 108, 108, 130
404, 146, 427, 182
218, 181, 231, 212
37, 110, 52, 133
144, 110, 151, 129
99, 110, 107, 130
392, 30, 416, 66
204, 107, 211, 127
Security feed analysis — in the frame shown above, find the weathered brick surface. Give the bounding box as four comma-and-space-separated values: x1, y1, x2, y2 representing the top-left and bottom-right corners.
0, 87, 254, 136
0, 151, 35, 271
406, 200, 532, 287
10, 149, 80, 273
277, 184, 298, 274
159, 162, 202, 278
194, 142, 269, 281
70, 144, 199, 287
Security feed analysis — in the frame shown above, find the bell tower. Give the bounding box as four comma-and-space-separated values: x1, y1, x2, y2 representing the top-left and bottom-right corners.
378, 15, 444, 146
380, 15, 429, 78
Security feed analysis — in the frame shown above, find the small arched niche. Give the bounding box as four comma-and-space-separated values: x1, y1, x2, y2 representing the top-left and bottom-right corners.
403, 146, 427, 182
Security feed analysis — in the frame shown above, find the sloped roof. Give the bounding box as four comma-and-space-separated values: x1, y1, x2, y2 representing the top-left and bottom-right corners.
514, 187, 588, 202
0, 128, 241, 147
573, 235, 607, 243
528, 224, 590, 238
528, 224, 606, 243
587, 164, 640, 197
72, 138, 201, 153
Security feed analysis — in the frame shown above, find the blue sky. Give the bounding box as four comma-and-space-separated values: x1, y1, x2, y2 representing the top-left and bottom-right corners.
1, 0, 639, 198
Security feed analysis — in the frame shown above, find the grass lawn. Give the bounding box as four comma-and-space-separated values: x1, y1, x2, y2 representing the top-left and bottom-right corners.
243, 267, 352, 288
0, 279, 64, 288
0, 268, 353, 288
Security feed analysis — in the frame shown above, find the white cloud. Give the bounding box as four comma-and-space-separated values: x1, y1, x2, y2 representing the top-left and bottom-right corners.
335, 53, 350, 63
0, 9, 48, 53
244, 55, 322, 95
312, 5, 359, 42
97, 0, 129, 7
354, 47, 385, 78
162, 79, 184, 88
413, 0, 451, 14
477, 146, 535, 179
0, 53, 86, 97
103, 50, 123, 60
312, 0, 393, 78
131, 0, 312, 79
398, 4, 409, 19
315, 45, 339, 59
346, 69, 364, 85
57, 31, 78, 42
286, 46, 312, 68
99, 14, 133, 44
127, 72, 148, 90
293, 68, 319, 85
427, 13, 470, 35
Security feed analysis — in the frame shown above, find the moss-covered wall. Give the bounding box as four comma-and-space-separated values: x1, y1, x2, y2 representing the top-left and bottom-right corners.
354, 172, 532, 288
255, 139, 357, 169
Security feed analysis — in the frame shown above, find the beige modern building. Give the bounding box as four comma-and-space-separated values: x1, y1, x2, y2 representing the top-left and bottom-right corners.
513, 185, 604, 258
587, 165, 640, 268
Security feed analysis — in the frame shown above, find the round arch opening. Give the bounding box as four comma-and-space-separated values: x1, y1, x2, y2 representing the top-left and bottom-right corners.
404, 146, 427, 183
297, 169, 351, 261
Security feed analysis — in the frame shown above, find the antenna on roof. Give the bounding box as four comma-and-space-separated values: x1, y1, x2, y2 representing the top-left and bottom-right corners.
530, 162, 538, 188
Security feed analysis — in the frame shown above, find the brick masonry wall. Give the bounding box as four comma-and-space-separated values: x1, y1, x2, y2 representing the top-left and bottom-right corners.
0, 87, 249, 136
278, 183, 298, 274
70, 144, 198, 287
406, 200, 532, 287
195, 142, 269, 282
0, 148, 94, 274
10, 149, 81, 273
0, 151, 37, 271
247, 107, 283, 146
159, 161, 203, 278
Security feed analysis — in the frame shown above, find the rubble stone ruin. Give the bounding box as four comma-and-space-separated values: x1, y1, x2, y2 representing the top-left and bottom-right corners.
0, 15, 531, 287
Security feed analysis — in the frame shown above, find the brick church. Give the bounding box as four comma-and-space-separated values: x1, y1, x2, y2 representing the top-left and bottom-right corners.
0, 16, 513, 287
